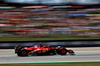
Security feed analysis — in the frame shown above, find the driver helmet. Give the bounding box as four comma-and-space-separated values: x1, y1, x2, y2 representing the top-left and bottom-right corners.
39, 43, 42, 47
57, 46, 61, 48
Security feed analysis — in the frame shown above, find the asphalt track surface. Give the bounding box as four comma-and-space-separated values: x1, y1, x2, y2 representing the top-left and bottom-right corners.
0, 51, 100, 63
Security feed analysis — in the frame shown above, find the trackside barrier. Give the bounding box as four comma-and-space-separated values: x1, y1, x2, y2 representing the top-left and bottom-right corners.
0, 40, 100, 49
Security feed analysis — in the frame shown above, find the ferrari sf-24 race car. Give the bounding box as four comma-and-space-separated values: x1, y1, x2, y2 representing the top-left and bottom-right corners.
15, 44, 75, 56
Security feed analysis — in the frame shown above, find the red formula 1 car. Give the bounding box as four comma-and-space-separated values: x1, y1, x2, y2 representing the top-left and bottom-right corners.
15, 44, 75, 56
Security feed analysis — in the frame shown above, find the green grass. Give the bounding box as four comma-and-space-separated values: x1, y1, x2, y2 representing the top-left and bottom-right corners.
0, 62, 100, 66
0, 33, 99, 41
0, 34, 100, 41
0, 37, 100, 41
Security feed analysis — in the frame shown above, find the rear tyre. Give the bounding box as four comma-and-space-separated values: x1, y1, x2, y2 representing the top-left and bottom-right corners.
17, 50, 28, 56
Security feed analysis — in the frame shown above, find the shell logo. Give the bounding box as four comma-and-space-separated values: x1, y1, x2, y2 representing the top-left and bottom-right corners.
43, 49, 46, 53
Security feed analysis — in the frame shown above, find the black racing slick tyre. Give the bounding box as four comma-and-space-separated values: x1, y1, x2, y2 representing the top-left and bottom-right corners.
17, 50, 28, 56
60, 49, 67, 55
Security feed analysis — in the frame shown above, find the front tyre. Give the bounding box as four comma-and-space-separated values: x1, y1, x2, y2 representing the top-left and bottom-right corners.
60, 49, 67, 55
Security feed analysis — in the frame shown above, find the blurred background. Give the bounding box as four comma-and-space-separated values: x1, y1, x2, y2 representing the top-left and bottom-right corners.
4, 0, 100, 5
0, 0, 100, 41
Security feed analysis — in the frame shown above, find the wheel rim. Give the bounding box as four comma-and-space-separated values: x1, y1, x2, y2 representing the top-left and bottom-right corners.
22, 51, 26, 55
62, 50, 66, 54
